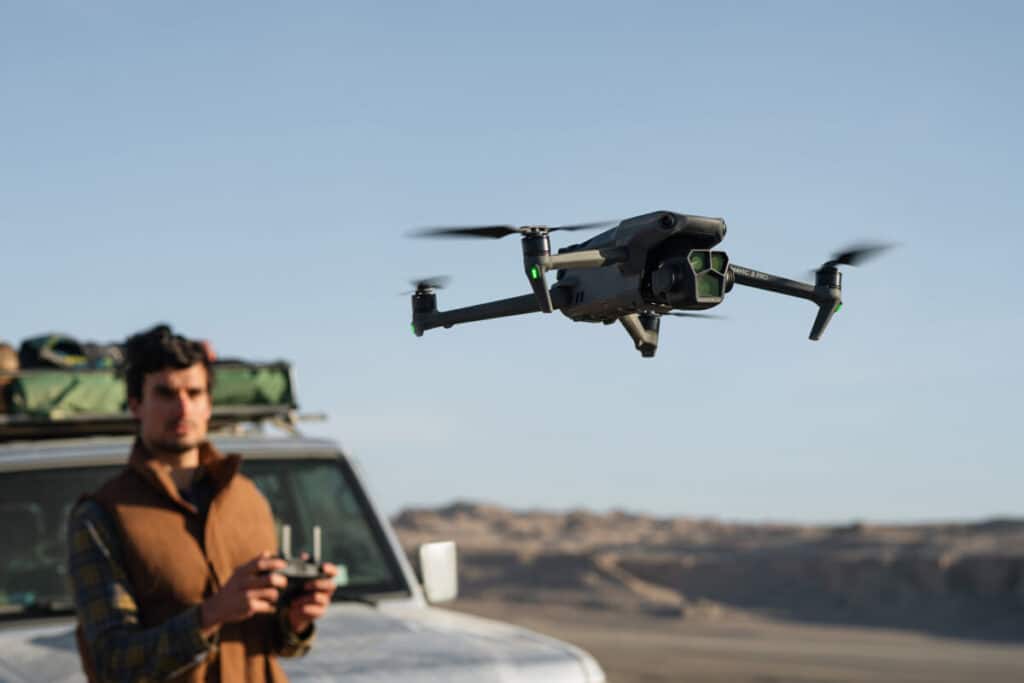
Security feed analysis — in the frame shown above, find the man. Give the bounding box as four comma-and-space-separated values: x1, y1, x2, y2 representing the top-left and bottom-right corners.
67, 325, 337, 682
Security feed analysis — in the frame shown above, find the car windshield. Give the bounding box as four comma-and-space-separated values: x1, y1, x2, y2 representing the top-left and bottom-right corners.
0, 452, 407, 616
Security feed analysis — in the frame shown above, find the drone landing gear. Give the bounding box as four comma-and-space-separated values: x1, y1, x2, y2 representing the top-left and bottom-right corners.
620, 312, 660, 358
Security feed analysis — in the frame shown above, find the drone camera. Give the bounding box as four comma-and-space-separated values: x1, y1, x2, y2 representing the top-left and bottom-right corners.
650, 249, 730, 307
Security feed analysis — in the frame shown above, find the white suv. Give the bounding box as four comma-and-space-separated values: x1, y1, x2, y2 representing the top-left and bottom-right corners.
0, 433, 605, 682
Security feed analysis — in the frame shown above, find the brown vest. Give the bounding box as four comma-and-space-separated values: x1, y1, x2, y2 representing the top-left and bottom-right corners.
76, 440, 288, 683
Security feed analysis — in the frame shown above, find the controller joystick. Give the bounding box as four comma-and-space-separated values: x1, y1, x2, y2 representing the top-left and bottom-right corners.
275, 524, 328, 605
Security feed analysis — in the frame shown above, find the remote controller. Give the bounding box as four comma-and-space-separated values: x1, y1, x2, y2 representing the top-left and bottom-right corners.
275, 524, 329, 605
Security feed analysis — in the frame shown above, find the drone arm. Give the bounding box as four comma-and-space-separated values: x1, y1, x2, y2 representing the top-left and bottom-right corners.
543, 246, 629, 270
729, 264, 842, 341
808, 299, 839, 341
729, 265, 816, 301
414, 289, 571, 334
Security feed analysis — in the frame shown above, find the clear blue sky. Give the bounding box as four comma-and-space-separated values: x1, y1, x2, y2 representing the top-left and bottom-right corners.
3, 2, 1021, 522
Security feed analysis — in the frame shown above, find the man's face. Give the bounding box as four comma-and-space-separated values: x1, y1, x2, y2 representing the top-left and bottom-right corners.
129, 363, 212, 454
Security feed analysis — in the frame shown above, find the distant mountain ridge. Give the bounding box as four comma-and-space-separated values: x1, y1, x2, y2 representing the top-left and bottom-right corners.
392, 501, 1024, 641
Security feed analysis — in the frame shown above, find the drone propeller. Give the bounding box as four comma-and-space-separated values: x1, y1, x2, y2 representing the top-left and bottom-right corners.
822, 242, 895, 269
402, 276, 450, 295
412, 221, 613, 239
805, 242, 896, 279
663, 312, 726, 319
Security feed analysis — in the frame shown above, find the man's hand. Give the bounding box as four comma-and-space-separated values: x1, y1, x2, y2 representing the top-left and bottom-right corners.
286, 562, 339, 636
200, 552, 287, 637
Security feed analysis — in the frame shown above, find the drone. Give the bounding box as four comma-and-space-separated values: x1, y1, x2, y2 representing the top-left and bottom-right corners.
408, 210, 890, 358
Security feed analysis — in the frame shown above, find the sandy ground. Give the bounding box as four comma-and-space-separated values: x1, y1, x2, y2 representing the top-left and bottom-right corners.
397, 504, 1024, 680
453, 599, 1024, 683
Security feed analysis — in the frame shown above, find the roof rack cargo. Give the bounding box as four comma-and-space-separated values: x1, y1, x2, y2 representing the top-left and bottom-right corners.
0, 361, 297, 442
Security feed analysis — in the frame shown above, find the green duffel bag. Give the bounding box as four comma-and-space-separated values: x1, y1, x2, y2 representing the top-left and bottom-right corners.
212, 364, 293, 407
7, 363, 293, 419
9, 371, 127, 418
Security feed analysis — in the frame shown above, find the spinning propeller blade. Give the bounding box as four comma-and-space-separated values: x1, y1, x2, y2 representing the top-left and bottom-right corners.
411, 220, 614, 240
402, 276, 451, 295
804, 242, 896, 278
663, 312, 726, 319
822, 242, 895, 269
414, 225, 520, 239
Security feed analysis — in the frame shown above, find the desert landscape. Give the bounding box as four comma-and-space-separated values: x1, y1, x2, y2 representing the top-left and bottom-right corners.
393, 502, 1024, 682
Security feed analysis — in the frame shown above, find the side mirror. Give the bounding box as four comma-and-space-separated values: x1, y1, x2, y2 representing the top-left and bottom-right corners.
418, 541, 458, 604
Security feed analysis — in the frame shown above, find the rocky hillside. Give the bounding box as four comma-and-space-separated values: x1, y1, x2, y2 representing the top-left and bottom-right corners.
392, 502, 1024, 640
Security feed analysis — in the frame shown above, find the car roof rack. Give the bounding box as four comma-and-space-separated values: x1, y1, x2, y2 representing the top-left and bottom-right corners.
0, 361, 298, 443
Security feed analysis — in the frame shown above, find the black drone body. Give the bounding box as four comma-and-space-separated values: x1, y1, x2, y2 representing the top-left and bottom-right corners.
409, 211, 888, 357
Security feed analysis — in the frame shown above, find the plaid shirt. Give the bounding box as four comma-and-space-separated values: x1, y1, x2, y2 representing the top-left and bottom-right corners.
68, 478, 313, 682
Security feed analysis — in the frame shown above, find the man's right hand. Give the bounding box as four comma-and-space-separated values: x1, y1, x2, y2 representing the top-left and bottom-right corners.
200, 552, 287, 636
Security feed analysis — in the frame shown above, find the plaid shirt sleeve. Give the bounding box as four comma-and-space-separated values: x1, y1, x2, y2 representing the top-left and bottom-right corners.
67, 500, 215, 682
276, 608, 316, 658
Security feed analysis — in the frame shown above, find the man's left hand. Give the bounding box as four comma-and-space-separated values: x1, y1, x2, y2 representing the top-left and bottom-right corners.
287, 562, 338, 635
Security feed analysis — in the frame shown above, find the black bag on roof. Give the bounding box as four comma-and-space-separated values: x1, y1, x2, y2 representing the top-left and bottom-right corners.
18, 335, 123, 370
18, 335, 88, 369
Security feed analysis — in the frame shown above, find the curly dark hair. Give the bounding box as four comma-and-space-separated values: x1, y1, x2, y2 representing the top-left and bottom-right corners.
124, 324, 212, 401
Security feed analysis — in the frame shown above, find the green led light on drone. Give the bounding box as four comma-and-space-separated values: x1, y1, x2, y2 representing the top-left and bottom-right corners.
529, 265, 541, 280
410, 323, 416, 334
834, 303, 842, 313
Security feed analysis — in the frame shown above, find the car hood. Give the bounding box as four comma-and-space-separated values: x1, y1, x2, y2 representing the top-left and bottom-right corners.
0, 604, 604, 683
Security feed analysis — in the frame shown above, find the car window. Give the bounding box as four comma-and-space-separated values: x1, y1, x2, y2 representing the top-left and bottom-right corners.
243, 458, 406, 592
0, 451, 407, 616
0, 465, 120, 610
